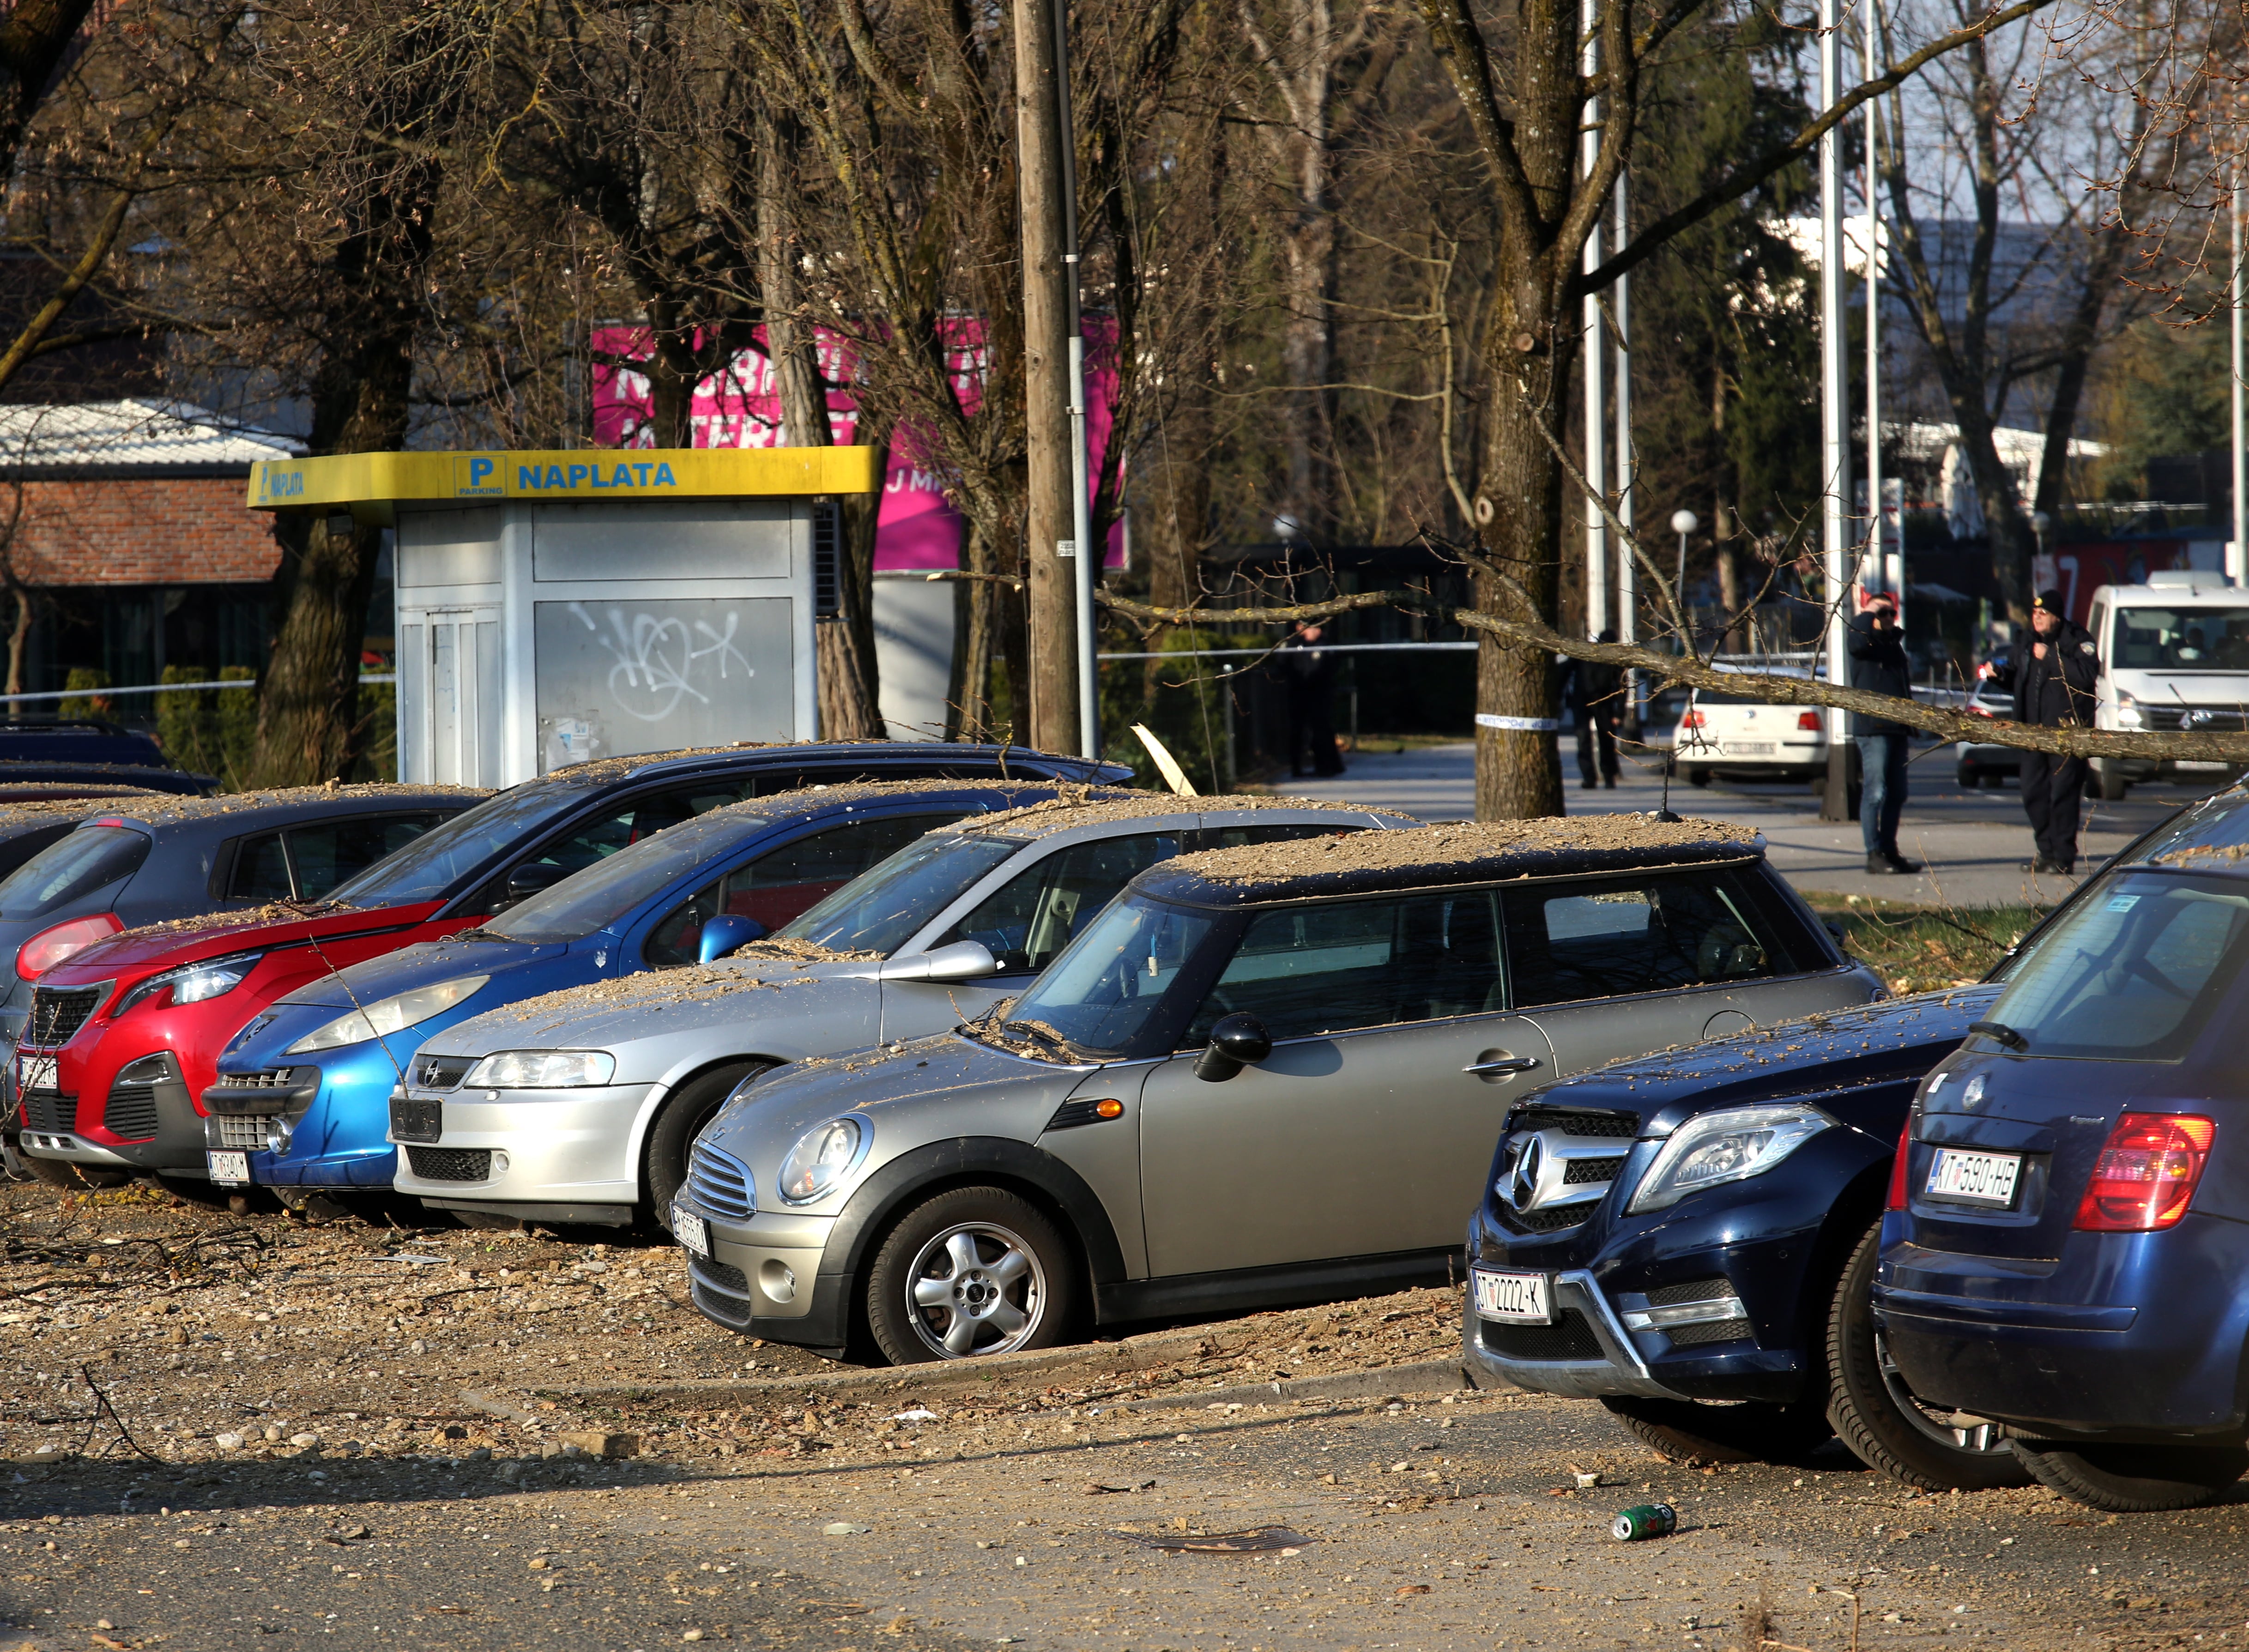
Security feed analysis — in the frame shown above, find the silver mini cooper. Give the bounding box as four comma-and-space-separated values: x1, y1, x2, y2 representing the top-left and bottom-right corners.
677, 816, 1886, 1363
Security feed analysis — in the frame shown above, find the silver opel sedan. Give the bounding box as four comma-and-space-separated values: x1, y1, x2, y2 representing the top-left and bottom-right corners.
675, 817, 1887, 1363
389, 796, 1409, 1227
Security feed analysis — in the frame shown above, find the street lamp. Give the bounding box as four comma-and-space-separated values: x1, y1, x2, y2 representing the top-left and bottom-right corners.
1670, 509, 1699, 650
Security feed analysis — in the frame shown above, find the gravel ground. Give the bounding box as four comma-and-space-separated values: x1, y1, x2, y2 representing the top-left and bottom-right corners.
4, 1182, 2245, 1652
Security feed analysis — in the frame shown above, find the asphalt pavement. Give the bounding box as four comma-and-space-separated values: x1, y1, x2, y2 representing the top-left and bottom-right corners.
1280, 742, 2229, 908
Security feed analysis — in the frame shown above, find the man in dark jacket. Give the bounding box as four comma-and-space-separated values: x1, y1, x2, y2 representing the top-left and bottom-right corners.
1282, 622, 1346, 778
1849, 592, 1921, 874
1562, 632, 1623, 789
2015, 588, 2100, 874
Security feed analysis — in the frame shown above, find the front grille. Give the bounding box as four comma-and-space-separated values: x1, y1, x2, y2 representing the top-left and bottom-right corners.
690, 1276, 754, 1328
212, 1068, 298, 1090
407, 1146, 491, 1182
1515, 1107, 1638, 1139
2148, 704, 2249, 733
692, 1256, 750, 1296
684, 1141, 755, 1221
411, 1054, 473, 1090
1481, 1309, 1604, 1362
103, 1085, 159, 1140
1561, 1154, 1627, 1186
1646, 1276, 1735, 1307
1499, 1203, 1596, 1235
390, 1095, 441, 1144
26, 984, 105, 1049
20, 1088, 72, 1133
1667, 1316, 1754, 1347
213, 1115, 274, 1151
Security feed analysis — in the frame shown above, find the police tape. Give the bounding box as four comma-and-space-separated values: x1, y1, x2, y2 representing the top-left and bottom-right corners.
1475, 714, 1560, 732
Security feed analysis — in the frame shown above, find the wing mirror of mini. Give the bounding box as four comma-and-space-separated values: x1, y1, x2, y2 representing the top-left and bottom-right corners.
697, 914, 768, 964
879, 939, 1000, 983
1195, 1013, 1273, 1082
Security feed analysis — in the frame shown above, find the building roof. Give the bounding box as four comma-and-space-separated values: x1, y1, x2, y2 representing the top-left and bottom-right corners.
0, 400, 300, 477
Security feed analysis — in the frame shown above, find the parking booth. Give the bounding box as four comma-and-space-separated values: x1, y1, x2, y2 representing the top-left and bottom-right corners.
246, 448, 877, 788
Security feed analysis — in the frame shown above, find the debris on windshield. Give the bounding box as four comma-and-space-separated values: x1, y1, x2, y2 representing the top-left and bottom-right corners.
738, 935, 883, 965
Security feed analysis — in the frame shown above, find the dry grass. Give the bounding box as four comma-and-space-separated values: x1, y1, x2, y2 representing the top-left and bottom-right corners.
1808, 897, 2049, 995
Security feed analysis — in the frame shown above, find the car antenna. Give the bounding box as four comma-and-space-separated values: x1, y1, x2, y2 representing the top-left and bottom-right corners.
299, 930, 408, 1087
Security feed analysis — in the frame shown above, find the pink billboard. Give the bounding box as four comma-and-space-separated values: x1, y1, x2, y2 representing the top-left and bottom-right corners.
592, 324, 1123, 572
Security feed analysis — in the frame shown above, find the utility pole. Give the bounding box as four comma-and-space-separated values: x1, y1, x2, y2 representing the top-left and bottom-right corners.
1818, 0, 1853, 824
1863, 0, 1884, 605
1580, 0, 1608, 642
1015, 0, 1079, 755
1052, 0, 1099, 759
2232, 154, 2246, 588
1614, 172, 1638, 722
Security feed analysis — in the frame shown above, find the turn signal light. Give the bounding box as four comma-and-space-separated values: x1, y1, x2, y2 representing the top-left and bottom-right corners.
1680, 710, 1706, 730
1094, 1097, 1125, 1120
2074, 1113, 2216, 1232
17, 912, 122, 981
1886, 1120, 1912, 1210
1797, 711, 1822, 731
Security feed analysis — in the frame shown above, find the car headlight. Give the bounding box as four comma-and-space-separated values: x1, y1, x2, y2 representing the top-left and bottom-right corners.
777, 1116, 868, 1205
1626, 1103, 1835, 1213
116, 953, 262, 1017
284, 976, 490, 1055
2114, 689, 2143, 730
462, 1049, 617, 1089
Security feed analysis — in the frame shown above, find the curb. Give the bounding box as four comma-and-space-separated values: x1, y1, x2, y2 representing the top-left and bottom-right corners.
1116, 1357, 1469, 1413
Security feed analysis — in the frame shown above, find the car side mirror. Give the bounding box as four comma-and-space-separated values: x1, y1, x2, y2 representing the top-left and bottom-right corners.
698, 914, 767, 964
500, 862, 569, 907
878, 940, 1000, 983
1195, 1013, 1272, 1083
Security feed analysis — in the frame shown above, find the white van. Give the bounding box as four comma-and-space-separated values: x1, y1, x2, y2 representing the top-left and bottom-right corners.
2083, 572, 2249, 799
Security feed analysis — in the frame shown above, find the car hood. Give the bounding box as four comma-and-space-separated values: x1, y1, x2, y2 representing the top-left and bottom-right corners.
36, 899, 449, 983
419, 947, 888, 1062
1520, 984, 2000, 1137
274, 934, 561, 1010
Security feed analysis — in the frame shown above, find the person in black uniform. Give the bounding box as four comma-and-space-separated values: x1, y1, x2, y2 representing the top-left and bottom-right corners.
1282, 622, 1346, 778
2014, 589, 2101, 874
1848, 592, 1921, 874
1561, 632, 1622, 790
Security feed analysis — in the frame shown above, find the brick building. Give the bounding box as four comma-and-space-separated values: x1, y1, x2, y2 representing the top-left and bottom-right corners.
0, 400, 297, 695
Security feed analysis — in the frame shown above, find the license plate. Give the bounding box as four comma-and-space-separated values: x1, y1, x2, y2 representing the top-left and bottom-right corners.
1722, 741, 1776, 756
207, 1150, 250, 1187
1926, 1147, 2021, 1207
672, 1205, 710, 1257
17, 1054, 53, 1093
1472, 1267, 1551, 1324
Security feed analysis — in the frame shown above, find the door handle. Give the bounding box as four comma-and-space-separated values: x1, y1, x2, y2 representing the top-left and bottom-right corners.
1464, 1055, 1540, 1075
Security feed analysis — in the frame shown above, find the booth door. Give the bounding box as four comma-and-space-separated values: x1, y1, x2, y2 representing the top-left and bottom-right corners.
397, 612, 502, 786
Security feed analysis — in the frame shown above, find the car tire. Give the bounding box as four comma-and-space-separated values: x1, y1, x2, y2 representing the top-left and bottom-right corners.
1824, 1221, 2029, 1490
21, 1153, 130, 1191
1599, 1395, 1833, 1467
2093, 758, 2129, 801
1955, 764, 1975, 788
2008, 1439, 2249, 1512
866, 1185, 1078, 1364
1685, 767, 1711, 789
643, 1061, 772, 1230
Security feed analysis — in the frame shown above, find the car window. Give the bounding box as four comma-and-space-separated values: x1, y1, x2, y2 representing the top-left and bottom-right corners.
0, 826, 152, 920
774, 832, 1020, 957
227, 832, 294, 901
284, 814, 447, 901
643, 812, 962, 966
1502, 872, 1779, 1007
1984, 870, 2249, 1060
932, 831, 1189, 974
471, 780, 762, 915
995, 894, 1220, 1059
326, 783, 588, 905
1182, 889, 1506, 1046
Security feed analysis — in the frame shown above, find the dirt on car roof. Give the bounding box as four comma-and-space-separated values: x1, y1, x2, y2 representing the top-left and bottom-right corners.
720, 777, 1109, 823
0, 793, 162, 824
968, 790, 1384, 840
1161, 813, 1762, 894
101, 783, 489, 826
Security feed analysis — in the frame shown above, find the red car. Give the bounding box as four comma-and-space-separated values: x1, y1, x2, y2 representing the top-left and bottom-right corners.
15, 741, 1130, 1190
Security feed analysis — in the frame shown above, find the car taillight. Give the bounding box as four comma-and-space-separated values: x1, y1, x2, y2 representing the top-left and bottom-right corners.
2074, 1113, 2217, 1232
1681, 710, 1705, 729
1886, 1119, 1912, 1210
1797, 711, 1821, 731
17, 912, 122, 981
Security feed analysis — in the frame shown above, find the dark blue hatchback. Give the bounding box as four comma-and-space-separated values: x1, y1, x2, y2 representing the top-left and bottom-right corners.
1880, 790, 2249, 1511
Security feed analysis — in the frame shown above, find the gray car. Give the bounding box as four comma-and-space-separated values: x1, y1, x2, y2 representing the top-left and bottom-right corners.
674, 816, 1887, 1363
391, 796, 1409, 1228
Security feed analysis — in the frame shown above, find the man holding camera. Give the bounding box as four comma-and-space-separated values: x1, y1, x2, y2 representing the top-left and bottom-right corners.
1849, 591, 1921, 875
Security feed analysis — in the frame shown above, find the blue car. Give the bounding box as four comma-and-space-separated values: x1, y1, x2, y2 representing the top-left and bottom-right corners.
206, 778, 1091, 1216
1879, 789, 2249, 1512
1461, 793, 2233, 1493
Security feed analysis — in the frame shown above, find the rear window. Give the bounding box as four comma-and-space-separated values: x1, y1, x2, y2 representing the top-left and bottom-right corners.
1982, 870, 2249, 1060
0, 826, 152, 920
1502, 869, 1788, 1006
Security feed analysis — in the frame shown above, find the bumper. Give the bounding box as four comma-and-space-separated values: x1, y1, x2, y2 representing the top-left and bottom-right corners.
681, 1207, 848, 1349
18, 1128, 133, 1167
207, 1058, 388, 1190
389, 1083, 652, 1217
1462, 1268, 1689, 1400
1875, 1216, 2249, 1439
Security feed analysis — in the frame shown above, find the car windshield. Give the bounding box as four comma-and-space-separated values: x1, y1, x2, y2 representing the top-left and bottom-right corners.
984, 895, 1217, 1061
1982, 869, 2249, 1059
484, 808, 774, 943
325, 783, 585, 906
774, 832, 1017, 957
0, 826, 151, 920
2112, 606, 2249, 671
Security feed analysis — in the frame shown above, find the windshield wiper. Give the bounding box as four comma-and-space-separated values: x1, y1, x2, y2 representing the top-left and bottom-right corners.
1967, 1019, 2028, 1051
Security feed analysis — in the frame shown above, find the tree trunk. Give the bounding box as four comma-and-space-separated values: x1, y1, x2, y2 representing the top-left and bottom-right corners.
761, 111, 884, 739
6, 585, 29, 698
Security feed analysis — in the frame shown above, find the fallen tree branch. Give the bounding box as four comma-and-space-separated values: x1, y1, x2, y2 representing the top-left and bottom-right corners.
1099, 589, 2249, 763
